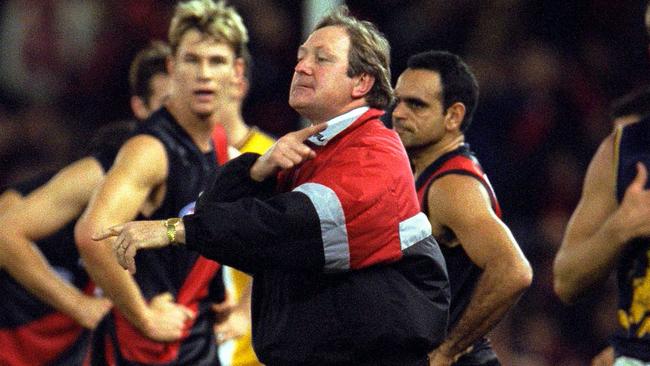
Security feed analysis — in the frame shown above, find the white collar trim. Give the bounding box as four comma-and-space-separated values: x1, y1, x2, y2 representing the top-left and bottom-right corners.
307, 106, 370, 146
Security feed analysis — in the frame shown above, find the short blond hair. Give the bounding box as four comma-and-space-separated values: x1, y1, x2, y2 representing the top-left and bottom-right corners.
169, 0, 248, 57
315, 6, 392, 110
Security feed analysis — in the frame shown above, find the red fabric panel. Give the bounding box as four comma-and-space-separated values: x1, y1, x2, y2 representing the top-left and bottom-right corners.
113, 257, 220, 364
211, 124, 230, 165
0, 312, 83, 366
416, 155, 502, 218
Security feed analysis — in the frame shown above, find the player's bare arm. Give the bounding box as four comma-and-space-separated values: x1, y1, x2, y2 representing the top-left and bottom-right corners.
0, 189, 23, 213
0, 157, 111, 329
75, 135, 194, 341
554, 132, 634, 303
427, 174, 532, 365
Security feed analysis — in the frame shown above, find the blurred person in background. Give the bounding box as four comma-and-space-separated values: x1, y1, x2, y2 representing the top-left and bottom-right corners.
74, 0, 248, 364
0, 40, 172, 366
392, 50, 532, 366
560, 86, 650, 366
554, 4, 650, 365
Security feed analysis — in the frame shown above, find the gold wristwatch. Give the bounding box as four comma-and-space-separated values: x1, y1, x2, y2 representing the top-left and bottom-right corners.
165, 218, 181, 245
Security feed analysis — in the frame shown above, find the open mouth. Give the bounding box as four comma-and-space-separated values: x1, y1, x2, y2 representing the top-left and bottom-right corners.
194, 90, 215, 101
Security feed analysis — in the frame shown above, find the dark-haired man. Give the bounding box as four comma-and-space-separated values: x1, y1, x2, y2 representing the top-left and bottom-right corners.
393, 50, 532, 366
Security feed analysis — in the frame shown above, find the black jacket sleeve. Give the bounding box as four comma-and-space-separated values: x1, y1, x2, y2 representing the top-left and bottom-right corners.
184, 153, 324, 274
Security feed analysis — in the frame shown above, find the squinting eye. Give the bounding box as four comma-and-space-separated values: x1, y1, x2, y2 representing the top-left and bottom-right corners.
408, 100, 426, 109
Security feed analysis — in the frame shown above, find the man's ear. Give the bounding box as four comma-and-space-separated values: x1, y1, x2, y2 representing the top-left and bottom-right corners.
231, 57, 248, 100
234, 57, 245, 79
444, 102, 466, 131
131, 96, 149, 121
351, 73, 375, 98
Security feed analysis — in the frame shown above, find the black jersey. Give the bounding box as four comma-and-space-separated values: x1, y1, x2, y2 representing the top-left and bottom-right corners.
0, 127, 129, 366
613, 117, 650, 361
95, 107, 222, 366
416, 145, 500, 365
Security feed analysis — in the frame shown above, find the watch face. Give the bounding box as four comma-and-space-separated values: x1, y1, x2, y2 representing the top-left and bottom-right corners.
166, 218, 181, 244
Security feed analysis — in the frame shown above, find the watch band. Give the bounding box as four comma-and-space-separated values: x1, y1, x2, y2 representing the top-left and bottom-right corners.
165, 218, 181, 245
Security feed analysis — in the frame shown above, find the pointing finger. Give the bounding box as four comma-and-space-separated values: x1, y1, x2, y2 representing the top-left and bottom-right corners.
293, 122, 327, 142
93, 224, 124, 241
124, 241, 138, 273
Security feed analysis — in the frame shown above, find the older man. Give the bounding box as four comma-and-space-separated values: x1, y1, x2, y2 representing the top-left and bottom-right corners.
100, 7, 450, 366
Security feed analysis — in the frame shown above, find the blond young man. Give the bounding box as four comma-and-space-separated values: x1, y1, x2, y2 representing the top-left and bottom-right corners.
75, 1, 248, 364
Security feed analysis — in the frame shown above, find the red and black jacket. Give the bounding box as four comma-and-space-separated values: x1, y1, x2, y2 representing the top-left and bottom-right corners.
185, 108, 451, 365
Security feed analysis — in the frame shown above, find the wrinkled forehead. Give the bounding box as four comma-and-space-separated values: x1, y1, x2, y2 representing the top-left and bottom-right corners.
299, 26, 350, 56
395, 69, 442, 100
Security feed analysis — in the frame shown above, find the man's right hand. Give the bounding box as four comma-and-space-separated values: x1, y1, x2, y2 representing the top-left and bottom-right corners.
140, 292, 195, 342
249, 123, 327, 182
615, 162, 650, 243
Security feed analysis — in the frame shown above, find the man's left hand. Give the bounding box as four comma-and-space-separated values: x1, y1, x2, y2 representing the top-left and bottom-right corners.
93, 220, 172, 273
213, 302, 249, 344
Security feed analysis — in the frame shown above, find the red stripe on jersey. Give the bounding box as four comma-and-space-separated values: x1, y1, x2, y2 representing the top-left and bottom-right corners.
0, 312, 83, 365
113, 258, 220, 364
211, 124, 230, 166
417, 155, 502, 218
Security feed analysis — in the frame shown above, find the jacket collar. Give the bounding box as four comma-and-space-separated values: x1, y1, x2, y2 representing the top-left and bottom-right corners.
307, 106, 370, 146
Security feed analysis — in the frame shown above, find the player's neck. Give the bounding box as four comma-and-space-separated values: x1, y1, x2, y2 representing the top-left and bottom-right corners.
166, 101, 215, 153
411, 134, 465, 180
219, 110, 250, 150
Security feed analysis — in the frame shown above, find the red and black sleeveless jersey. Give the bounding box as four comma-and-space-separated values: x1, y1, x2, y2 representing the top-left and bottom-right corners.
415, 144, 501, 365
0, 121, 138, 366
0, 173, 108, 365
612, 117, 650, 361
93, 108, 223, 366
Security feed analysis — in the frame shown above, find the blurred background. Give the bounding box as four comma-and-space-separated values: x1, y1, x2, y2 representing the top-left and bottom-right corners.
1, 0, 649, 364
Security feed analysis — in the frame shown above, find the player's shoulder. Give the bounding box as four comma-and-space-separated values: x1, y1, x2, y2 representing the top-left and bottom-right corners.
119, 134, 166, 158
111, 134, 168, 181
